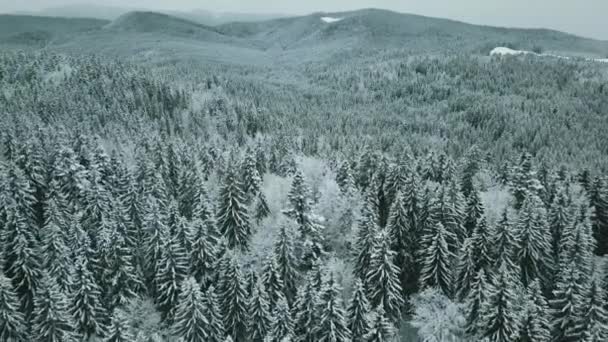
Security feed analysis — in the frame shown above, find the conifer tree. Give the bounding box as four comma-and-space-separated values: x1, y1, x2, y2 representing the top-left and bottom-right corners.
71, 256, 108, 339
269, 295, 294, 342
0, 273, 26, 342
248, 280, 271, 342
589, 176, 608, 255
460, 146, 481, 198
364, 306, 396, 342
518, 280, 551, 342
216, 167, 252, 251
353, 204, 379, 286
469, 217, 493, 273
464, 186, 484, 236
492, 209, 519, 272
515, 193, 552, 287
366, 229, 404, 323
550, 262, 585, 342
241, 150, 262, 202
273, 223, 299, 305
464, 268, 490, 337
348, 279, 372, 342
171, 277, 209, 342
30, 273, 76, 342
261, 256, 284, 311
254, 191, 271, 224
560, 206, 595, 281
190, 218, 219, 287
581, 278, 608, 342
104, 308, 134, 342
548, 187, 572, 263
103, 230, 142, 310
219, 251, 248, 342
386, 191, 417, 296
479, 265, 520, 342
293, 278, 319, 342
315, 273, 351, 342
40, 196, 73, 293
155, 236, 189, 322
203, 285, 226, 342
143, 197, 169, 292
433, 184, 464, 252
419, 221, 454, 297
455, 238, 476, 301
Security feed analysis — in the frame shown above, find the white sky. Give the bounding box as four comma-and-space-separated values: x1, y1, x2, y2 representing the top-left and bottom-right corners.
1, 0, 607, 40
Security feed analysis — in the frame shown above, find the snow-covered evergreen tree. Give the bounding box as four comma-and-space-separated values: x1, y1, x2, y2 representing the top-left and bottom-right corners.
363, 306, 396, 342
347, 279, 372, 342
315, 273, 351, 342
550, 262, 585, 342
366, 229, 404, 323
419, 221, 455, 297
30, 273, 76, 342
492, 209, 520, 272
353, 204, 379, 286
219, 251, 248, 342
293, 277, 319, 342
190, 218, 219, 287
203, 285, 226, 342
216, 167, 252, 251
464, 186, 484, 237
268, 295, 294, 342
519, 280, 551, 342
273, 223, 299, 306
478, 265, 520, 342
171, 277, 209, 342
104, 308, 134, 342
581, 278, 608, 342
261, 256, 285, 311
155, 236, 189, 322
71, 256, 108, 339
248, 280, 271, 342
464, 268, 490, 337
386, 191, 417, 296
0, 273, 27, 342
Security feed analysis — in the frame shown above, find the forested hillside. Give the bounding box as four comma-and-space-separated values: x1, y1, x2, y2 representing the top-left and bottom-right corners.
1, 8, 608, 342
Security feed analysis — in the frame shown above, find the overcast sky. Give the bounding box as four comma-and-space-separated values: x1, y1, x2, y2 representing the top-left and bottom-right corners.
1, 0, 607, 40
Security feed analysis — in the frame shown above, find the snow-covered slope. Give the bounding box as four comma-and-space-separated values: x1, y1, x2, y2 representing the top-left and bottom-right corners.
491, 46, 608, 63
320, 17, 343, 23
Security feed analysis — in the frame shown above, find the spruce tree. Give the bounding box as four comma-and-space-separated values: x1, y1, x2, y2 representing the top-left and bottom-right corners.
519, 280, 551, 342
104, 308, 134, 342
216, 167, 252, 251
479, 265, 520, 342
103, 231, 142, 310
469, 217, 493, 273
589, 176, 608, 255
386, 191, 417, 296
581, 278, 608, 342
515, 193, 552, 287
464, 186, 484, 237
366, 229, 404, 323
171, 277, 209, 342
30, 273, 76, 342
273, 224, 299, 305
492, 209, 519, 272
315, 273, 351, 342
364, 306, 396, 342
190, 218, 219, 287
455, 238, 476, 301
464, 268, 490, 337
347, 279, 372, 342
353, 204, 379, 286
71, 256, 108, 339
155, 236, 189, 322
548, 187, 572, 264
40, 199, 73, 294
261, 256, 284, 311
203, 285, 226, 342
219, 251, 248, 342
269, 295, 294, 342
248, 280, 271, 342
0, 273, 26, 342
550, 262, 585, 342
419, 221, 454, 297
143, 197, 169, 294
293, 278, 319, 342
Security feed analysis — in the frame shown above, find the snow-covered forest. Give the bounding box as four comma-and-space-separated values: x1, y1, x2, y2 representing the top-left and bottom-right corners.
1, 7, 608, 342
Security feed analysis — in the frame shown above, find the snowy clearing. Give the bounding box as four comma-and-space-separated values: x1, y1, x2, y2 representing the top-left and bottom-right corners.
321, 16, 343, 23
491, 46, 608, 63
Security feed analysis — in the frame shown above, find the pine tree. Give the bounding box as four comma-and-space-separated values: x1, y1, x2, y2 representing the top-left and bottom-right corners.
190, 218, 219, 287
518, 280, 551, 342
315, 273, 351, 342
581, 278, 608, 342
419, 221, 455, 297
30, 273, 76, 342
550, 262, 585, 342
203, 285, 226, 342
348, 279, 372, 342
479, 265, 520, 342
386, 191, 417, 296
71, 256, 108, 339
104, 308, 134, 342
293, 278, 319, 342
366, 229, 404, 323
273, 224, 299, 305
464, 268, 490, 337
216, 167, 252, 251
0, 273, 26, 342
515, 193, 553, 287
219, 251, 248, 342
364, 307, 396, 342
171, 277, 209, 342
268, 295, 294, 342
155, 236, 189, 322
248, 280, 271, 342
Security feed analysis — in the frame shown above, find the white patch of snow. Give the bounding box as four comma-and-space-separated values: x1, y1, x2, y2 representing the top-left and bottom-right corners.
490, 46, 608, 64
321, 16, 343, 23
